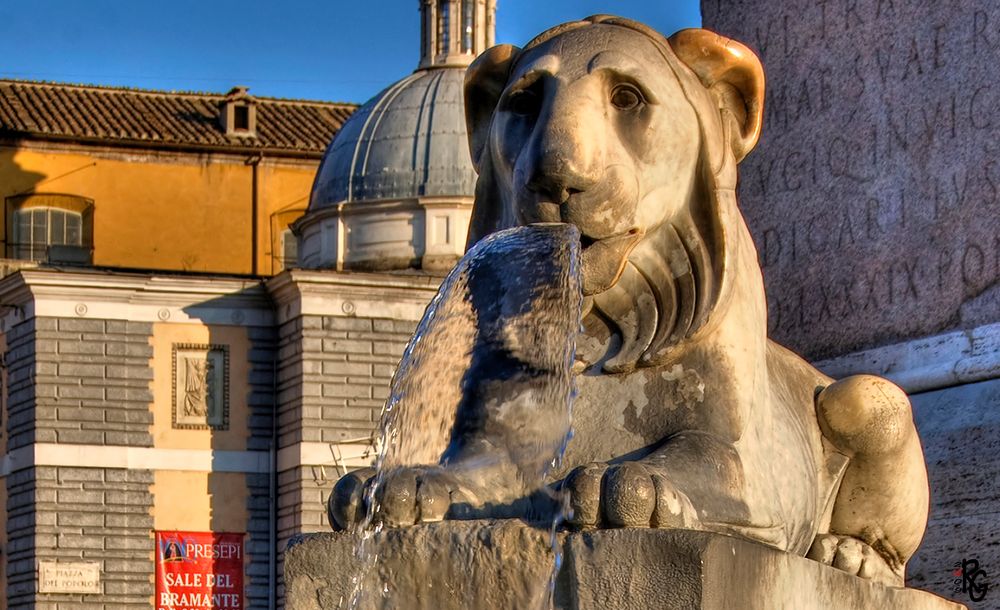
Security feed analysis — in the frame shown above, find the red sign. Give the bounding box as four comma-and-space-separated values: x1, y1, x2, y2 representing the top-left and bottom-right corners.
156, 531, 244, 610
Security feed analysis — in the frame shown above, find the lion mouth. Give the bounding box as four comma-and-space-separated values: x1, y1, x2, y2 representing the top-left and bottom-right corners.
579, 228, 644, 296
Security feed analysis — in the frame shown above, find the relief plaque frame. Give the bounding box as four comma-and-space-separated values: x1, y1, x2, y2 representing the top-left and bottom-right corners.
171, 343, 229, 430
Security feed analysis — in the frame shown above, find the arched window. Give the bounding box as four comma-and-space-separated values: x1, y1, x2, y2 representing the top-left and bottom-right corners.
280, 228, 298, 271
421, 3, 430, 59
437, 0, 450, 55
461, 0, 474, 53
6, 194, 93, 263
270, 209, 305, 274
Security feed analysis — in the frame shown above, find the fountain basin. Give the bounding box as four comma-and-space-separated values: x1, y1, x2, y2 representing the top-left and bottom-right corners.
284, 521, 964, 609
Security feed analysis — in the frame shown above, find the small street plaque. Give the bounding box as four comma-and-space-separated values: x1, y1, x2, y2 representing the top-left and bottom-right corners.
39, 560, 101, 594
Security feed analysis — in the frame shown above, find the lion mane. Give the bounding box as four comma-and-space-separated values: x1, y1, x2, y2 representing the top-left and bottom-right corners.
464, 16, 764, 374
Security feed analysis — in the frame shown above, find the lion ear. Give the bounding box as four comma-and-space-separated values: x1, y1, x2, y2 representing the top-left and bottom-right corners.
668, 29, 764, 162
465, 44, 520, 171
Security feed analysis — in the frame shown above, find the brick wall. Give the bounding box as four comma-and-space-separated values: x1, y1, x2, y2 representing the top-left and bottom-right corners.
6, 464, 36, 607
274, 313, 416, 606
276, 466, 328, 548
33, 318, 154, 448
275, 466, 329, 608
277, 315, 414, 448
6, 466, 155, 608
7, 318, 37, 451
41, 467, 154, 607
5, 318, 38, 604
4, 316, 157, 608
246, 324, 278, 610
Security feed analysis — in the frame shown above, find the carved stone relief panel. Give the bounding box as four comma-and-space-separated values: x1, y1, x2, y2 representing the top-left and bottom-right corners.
171, 343, 229, 430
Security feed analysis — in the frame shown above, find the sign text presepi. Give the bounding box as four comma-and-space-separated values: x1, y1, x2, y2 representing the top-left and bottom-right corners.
155, 531, 244, 610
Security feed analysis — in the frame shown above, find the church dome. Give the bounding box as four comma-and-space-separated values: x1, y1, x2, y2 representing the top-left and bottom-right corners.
296, 0, 496, 273
310, 67, 476, 208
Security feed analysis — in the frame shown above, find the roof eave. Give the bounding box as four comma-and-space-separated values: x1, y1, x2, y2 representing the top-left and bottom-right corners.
0, 130, 327, 160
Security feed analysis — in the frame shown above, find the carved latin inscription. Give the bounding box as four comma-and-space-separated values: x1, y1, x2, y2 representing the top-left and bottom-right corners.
704, 1, 1000, 358
172, 344, 229, 430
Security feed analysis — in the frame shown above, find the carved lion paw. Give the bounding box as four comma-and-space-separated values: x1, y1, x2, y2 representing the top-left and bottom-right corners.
564, 461, 699, 529
328, 466, 475, 531
327, 467, 374, 530
807, 533, 902, 586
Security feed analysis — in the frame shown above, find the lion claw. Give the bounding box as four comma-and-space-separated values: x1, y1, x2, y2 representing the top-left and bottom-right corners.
328, 466, 472, 531
807, 533, 902, 586
566, 463, 605, 527
565, 461, 699, 529
328, 467, 376, 531
602, 463, 657, 526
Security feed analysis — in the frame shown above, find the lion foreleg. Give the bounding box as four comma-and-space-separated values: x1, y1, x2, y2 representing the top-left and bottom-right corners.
328, 366, 574, 531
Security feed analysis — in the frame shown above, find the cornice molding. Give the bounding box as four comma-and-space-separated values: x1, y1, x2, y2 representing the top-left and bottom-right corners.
816, 321, 1000, 394
0, 441, 376, 475
0, 444, 270, 475
266, 269, 440, 324
0, 269, 274, 329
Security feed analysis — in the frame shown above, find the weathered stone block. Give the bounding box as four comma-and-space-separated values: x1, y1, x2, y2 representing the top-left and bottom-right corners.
124, 342, 153, 358
55, 429, 105, 445
321, 383, 370, 399
322, 360, 372, 376
322, 338, 371, 355
324, 316, 373, 332
57, 340, 104, 355
57, 512, 105, 527
57, 318, 104, 332
285, 523, 965, 610
372, 340, 407, 356
56, 407, 105, 423
56, 469, 104, 483
55, 385, 104, 400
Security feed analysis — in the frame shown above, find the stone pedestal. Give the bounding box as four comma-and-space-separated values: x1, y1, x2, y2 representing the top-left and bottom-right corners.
284, 521, 965, 609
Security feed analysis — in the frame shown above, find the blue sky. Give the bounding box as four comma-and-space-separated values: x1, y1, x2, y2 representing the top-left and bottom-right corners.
0, 1, 700, 103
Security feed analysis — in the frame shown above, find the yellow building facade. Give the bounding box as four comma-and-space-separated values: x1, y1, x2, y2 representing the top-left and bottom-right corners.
0, 81, 355, 276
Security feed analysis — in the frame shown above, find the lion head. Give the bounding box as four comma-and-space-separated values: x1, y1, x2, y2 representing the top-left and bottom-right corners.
463, 16, 765, 374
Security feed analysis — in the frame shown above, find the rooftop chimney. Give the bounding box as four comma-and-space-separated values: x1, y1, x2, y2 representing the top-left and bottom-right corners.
221, 86, 258, 137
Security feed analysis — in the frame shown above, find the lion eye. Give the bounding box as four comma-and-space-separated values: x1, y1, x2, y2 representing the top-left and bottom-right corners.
508, 90, 541, 117
610, 85, 642, 110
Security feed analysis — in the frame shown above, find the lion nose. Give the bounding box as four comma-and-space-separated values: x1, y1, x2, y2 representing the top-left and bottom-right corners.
525, 156, 596, 204
522, 97, 602, 206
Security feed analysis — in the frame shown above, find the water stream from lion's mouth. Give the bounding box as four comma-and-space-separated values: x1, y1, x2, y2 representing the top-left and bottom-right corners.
342, 224, 583, 610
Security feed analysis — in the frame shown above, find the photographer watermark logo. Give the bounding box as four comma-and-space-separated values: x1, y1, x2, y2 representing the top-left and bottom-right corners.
952, 559, 989, 603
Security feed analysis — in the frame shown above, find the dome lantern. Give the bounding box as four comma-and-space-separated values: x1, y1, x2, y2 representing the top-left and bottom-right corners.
419, 0, 496, 69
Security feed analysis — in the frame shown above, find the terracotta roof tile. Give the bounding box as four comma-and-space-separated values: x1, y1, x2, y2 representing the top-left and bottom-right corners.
0, 80, 358, 155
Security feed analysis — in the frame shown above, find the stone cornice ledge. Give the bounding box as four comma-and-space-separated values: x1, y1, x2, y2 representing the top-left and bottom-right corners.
0, 268, 274, 329
267, 269, 441, 324
0, 444, 270, 475
815, 321, 1000, 394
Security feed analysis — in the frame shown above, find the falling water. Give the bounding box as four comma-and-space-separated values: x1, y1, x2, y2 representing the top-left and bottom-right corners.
342, 223, 582, 609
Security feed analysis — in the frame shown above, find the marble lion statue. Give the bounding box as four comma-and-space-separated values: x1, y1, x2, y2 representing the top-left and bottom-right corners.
330, 15, 929, 586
